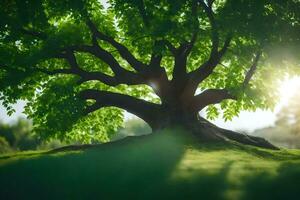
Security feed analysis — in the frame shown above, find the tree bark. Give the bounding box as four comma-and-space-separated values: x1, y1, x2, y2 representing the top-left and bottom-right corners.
146, 109, 279, 150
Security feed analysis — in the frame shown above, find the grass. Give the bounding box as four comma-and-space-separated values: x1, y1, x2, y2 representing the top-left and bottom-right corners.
1, 129, 300, 200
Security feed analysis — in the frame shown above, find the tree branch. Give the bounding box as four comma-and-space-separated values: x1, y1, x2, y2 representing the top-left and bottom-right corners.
86, 19, 146, 72
242, 51, 262, 88
198, 0, 218, 57
136, 0, 150, 26
79, 89, 161, 127
207, 0, 216, 8
36, 49, 145, 86
187, 0, 200, 55
37, 66, 121, 86
149, 40, 164, 68
20, 28, 47, 40
189, 34, 232, 90
71, 43, 127, 76
171, 1, 200, 86
172, 28, 199, 80
62, 49, 120, 85
183, 0, 232, 96
188, 51, 261, 112
190, 89, 236, 112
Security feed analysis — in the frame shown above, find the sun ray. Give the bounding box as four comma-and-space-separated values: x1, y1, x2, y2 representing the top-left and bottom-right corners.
278, 76, 300, 107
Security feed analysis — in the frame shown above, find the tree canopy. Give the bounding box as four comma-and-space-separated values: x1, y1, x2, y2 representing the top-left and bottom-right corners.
0, 0, 300, 143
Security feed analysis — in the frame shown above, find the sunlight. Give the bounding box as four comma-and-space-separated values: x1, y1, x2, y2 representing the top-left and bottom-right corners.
278, 76, 300, 107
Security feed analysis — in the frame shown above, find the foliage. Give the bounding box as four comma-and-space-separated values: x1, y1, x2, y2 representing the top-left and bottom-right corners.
0, 0, 300, 141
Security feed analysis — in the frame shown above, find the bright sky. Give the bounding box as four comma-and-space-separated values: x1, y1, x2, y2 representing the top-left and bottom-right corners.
211, 76, 300, 132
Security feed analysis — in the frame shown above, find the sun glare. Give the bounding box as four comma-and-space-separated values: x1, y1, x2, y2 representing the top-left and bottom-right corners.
278, 76, 300, 106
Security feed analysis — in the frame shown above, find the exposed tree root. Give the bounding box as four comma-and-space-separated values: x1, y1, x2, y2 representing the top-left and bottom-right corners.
195, 118, 279, 150
218, 128, 279, 150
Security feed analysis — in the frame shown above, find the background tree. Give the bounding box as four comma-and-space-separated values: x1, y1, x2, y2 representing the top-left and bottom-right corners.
0, 118, 37, 151
276, 91, 300, 136
0, 0, 300, 148
252, 85, 300, 148
0, 136, 11, 154
110, 118, 151, 141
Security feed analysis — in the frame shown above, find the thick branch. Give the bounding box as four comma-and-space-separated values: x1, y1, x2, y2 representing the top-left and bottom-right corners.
173, 43, 188, 76
62, 50, 121, 85
187, 1, 232, 91
186, 31, 199, 56
187, 0, 200, 56
188, 51, 261, 112
171, 1, 200, 87
80, 89, 161, 127
39, 67, 120, 86
136, 0, 150, 26
149, 40, 164, 68
67, 44, 147, 85
172, 34, 199, 82
160, 40, 177, 55
144, 40, 170, 98
149, 54, 162, 69
37, 48, 144, 86
22, 19, 147, 86
198, 0, 219, 57
20, 28, 47, 40
184, 34, 232, 99
70, 43, 126, 76
190, 89, 236, 112
242, 51, 262, 88
183, 1, 230, 94
86, 19, 146, 72
207, 0, 216, 9
190, 34, 232, 82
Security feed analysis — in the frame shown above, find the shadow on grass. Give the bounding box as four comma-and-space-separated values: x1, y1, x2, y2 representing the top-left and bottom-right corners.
0, 132, 235, 200
242, 162, 300, 200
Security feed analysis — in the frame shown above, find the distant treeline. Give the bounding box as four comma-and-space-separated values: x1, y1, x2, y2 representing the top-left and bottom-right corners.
0, 118, 151, 154
0, 118, 38, 153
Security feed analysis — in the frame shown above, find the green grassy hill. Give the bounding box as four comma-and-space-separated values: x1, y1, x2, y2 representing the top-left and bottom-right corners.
1, 130, 300, 200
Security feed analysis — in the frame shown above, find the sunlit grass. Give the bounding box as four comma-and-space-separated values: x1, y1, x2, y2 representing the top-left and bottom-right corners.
1, 129, 300, 200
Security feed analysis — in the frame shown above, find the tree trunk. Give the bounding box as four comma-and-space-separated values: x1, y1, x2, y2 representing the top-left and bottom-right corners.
146, 110, 279, 150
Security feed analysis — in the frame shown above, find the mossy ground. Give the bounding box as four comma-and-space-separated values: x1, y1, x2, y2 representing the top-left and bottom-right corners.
1, 130, 300, 200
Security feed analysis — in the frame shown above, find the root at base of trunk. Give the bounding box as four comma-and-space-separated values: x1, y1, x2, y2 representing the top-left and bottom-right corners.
193, 118, 279, 150
162, 117, 279, 150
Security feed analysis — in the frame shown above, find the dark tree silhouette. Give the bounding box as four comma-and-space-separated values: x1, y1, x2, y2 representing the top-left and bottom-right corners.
0, 0, 299, 148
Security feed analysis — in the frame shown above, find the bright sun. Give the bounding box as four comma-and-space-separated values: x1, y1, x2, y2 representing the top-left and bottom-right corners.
278, 76, 300, 106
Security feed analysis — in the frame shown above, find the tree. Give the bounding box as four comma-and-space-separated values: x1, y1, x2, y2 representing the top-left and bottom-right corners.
251, 86, 300, 148
0, 118, 38, 151
276, 89, 300, 136
0, 136, 11, 154
0, 0, 299, 148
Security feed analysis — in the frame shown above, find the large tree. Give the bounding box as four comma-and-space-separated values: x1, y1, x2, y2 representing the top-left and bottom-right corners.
0, 0, 299, 148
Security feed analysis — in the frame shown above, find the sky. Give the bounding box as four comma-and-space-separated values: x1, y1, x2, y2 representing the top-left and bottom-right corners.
2, 77, 300, 132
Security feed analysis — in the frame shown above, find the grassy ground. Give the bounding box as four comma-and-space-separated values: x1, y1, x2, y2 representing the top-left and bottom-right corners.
1, 130, 300, 200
